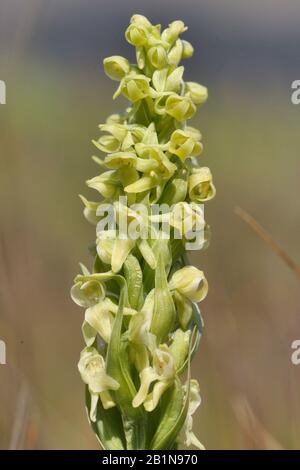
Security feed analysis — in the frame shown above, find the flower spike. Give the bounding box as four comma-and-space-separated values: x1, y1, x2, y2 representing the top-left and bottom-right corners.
71, 14, 215, 450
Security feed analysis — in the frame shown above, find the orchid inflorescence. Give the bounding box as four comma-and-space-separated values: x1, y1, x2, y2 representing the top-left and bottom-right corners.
71, 14, 215, 450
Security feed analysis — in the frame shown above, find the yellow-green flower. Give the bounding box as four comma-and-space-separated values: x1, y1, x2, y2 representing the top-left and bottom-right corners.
185, 81, 208, 105
169, 129, 203, 161
103, 56, 130, 81
71, 275, 105, 308
114, 73, 153, 102
78, 347, 120, 421
165, 94, 196, 121
177, 379, 205, 449
188, 167, 216, 202
169, 266, 208, 303
132, 345, 176, 411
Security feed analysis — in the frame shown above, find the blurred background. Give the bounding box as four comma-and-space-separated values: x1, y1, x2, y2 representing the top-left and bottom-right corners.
0, 0, 300, 450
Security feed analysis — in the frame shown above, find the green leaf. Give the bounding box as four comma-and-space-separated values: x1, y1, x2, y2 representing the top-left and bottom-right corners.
149, 378, 185, 450
150, 252, 176, 344
85, 387, 126, 450
123, 254, 144, 310
106, 288, 147, 449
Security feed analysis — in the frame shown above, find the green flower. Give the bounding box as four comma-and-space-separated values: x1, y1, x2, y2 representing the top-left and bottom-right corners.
114, 73, 154, 102
169, 266, 208, 302
86, 170, 120, 199
177, 379, 205, 449
188, 167, 216, 202
165, 94, 196, 121
103, 56, 130, 81
185, 81, 208, 105
125, 23, 148, 47
169, 129, 203, 161
161, 20, 187, 44
78, 347, 120, 421
71, 274, 105, 308
132, 345, 176, 411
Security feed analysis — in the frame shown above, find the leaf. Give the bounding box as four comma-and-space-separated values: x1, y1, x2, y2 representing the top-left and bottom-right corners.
123, 254, 144, 310
85, 387, 126, 450
106, 288, 147, 449
150, 252, 176, 344
149, 378, 185, 450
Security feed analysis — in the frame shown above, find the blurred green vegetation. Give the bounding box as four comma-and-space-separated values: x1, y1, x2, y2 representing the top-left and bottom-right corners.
0, 58, 300, 449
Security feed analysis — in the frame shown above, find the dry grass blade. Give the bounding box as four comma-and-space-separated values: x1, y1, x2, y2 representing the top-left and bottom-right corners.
235, 206, 300, 282
232, 396, 284, 450
9, 381, 31, 450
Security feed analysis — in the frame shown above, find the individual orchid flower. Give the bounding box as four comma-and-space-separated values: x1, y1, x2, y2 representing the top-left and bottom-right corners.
169, 128, 203, 161
83, 297, 137, 346
177, 379, 205, 449
132, 345, 176, 411
79, 195, 100, 225
169, 266, 208, 303
114, 73, 156, 103
86, 170, 120, 199
188, 167, 216, 202
165, 94, 196, 121
71, 267, 106, 308
103, 56, 131, 81
185, 81, 208, 106
152, 66, 184, 93
78, 347, 120, 421
128, 289, 156, 371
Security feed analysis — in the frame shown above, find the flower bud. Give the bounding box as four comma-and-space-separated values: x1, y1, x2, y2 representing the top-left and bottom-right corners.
169, 129, 203, 161
162, 20, 187, 44
148, 45, 168, 69
103, 56, 130, 81
181, 40, 194, 59
169, 266, 208, 303
130, 14, 153, 29
188, 167, 216, 202
185, 82, 208, 105
165, 95, 196, 121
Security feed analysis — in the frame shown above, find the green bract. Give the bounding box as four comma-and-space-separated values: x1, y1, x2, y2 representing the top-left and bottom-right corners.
71, 14, 215, 450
